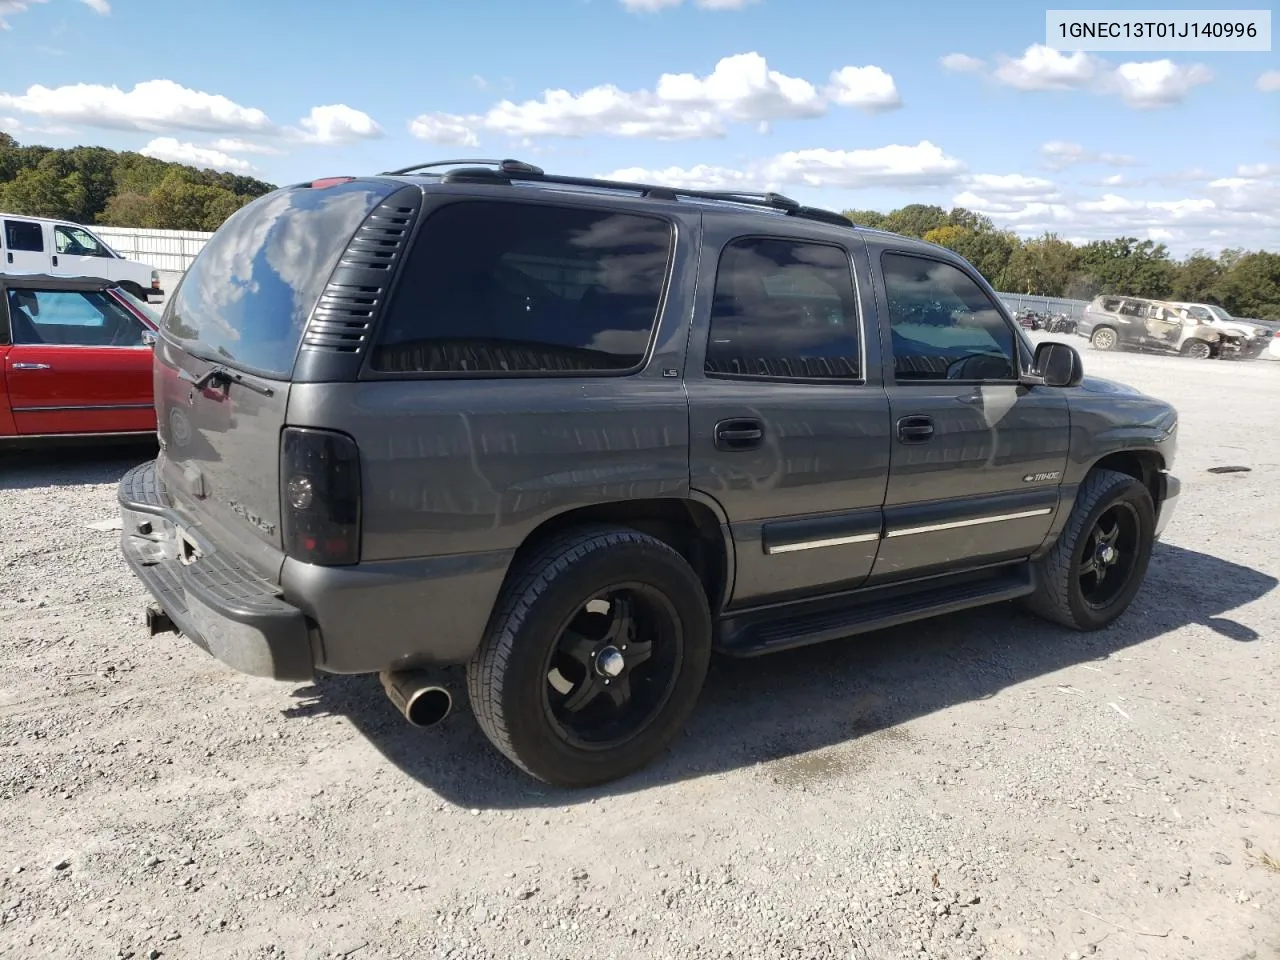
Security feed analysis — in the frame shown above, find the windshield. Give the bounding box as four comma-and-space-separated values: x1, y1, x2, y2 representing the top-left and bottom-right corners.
115, 285, 161, 326
1207, 305, 1234, 321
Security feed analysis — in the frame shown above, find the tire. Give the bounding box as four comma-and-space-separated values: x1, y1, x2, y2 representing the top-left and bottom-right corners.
1180, 339, 1212, 360
467, 527, 712, 787
1090, 327, 1118, 351
1023, 469, 1156, 631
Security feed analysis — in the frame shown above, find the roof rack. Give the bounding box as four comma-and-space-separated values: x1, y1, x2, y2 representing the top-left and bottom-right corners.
379, 158, 853, 229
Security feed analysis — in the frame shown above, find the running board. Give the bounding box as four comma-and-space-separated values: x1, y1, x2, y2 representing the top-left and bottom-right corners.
716, 562, 1036, 657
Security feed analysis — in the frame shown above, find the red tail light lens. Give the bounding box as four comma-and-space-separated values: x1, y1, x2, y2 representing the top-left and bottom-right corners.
280, 427, 361, 565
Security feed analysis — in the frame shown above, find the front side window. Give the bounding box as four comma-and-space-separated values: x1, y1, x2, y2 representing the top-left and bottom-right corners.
881, 252, 1017, 382
54, 225, 112, 258
6, 289, 145, 347
371, 200, 673, 375
4, 220, 44, 253
705, 237, 860, 380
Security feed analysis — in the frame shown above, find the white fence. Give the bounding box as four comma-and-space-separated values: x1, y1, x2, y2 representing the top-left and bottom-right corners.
95, 226, 214, 273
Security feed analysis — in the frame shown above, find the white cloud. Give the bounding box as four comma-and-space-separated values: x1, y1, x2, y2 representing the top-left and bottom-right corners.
1110, 60, 1212, 109
210, 137, 283, 156
0, 79, 274, 134
1258, 71, 1280, 93
78, 0, 109, 14
294, 104, 384, 144
825, 65, 901, 111
620, 0, 756, 10
961, 173, 1059, 199
962, 169, 1280, 253
939, 53, 985, 74
601, 140, 966, 192
994, 45, 1100, 91
1039, 140, 1138, 170
471, 74, 488, 90
0, 0, 48, 30
410, 52, 900, 143
408, 113, 480, 147
986, 44, 1212, 108
139, 137, 254, 173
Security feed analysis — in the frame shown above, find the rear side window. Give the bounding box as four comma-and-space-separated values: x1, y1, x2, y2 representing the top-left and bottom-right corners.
4, 220, 43, 252
704, 237, 861, 380
163, 181, 392, 377
370, 200, 672, 375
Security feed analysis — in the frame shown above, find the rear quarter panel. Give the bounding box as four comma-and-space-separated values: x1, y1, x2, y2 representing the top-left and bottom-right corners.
0, 345, 14, 436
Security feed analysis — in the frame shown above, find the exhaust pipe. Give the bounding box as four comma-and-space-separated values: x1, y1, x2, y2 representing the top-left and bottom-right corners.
379, 669, 452, 728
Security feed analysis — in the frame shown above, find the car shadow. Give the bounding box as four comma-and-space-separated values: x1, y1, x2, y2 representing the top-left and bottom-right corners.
286, 542, 1276, 808
0, 441, 157, 492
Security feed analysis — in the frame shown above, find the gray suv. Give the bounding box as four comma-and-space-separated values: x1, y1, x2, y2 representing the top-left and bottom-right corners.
118, 160, 1181, 786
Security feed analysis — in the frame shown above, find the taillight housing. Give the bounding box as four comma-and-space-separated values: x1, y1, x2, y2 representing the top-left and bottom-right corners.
280, 427, 361, 566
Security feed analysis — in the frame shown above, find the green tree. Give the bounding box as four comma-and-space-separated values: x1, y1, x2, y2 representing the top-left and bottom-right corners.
1217, 252, 1280, 319
1004, 233, 1079, 296
0, 167, 77, 218
1077, 238, 1175, 298
922, 224, 1021, 288
1171, 252, 1224, 303
841, 208, 887, 229
880, 203, 949, 238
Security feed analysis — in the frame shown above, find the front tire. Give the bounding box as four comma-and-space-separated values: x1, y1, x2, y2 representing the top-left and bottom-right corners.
1024, 469, 1156, 631
467, 527, 712, 787
1180, 339, 1212, 360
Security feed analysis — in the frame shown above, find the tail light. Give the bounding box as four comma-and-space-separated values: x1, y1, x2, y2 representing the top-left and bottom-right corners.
280, 427, 361, 565
151, 269, 160, 291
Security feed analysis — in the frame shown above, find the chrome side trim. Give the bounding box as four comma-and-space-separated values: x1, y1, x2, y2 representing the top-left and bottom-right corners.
765, 532, 881, 555
11, 402, 154, 412
886, 507, 1053, 539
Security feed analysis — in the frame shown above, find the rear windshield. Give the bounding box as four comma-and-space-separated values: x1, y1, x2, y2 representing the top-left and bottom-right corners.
162, 180, 392, 377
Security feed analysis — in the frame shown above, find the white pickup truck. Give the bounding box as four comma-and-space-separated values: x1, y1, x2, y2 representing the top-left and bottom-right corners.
1, 214, 163, 303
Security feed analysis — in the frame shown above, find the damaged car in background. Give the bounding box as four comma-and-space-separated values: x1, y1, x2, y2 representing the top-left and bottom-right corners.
1077, 295, 1252, 359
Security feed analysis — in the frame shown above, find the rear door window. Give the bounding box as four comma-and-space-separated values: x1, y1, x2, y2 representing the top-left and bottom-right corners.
370, 200, 673, 375
704, 237, 861, 380
162, 180, 393, 377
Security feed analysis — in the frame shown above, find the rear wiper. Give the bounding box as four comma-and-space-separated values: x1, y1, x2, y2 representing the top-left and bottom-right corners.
179, 363, 275, 397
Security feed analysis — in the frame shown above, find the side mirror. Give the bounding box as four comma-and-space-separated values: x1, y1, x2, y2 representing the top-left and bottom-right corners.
141, 329, 157, 347
1026, 341, 1083, 388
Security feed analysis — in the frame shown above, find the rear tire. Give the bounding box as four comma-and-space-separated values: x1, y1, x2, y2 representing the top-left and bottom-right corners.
1090, 327, 1118, 351
467, 527, 712, 787
1023, 469, 1156, 631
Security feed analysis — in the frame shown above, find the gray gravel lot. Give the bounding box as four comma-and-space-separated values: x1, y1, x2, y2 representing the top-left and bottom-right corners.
1, 341, 1278, 960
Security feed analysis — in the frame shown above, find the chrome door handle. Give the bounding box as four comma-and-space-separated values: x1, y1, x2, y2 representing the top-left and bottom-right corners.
11, 362, 51, 370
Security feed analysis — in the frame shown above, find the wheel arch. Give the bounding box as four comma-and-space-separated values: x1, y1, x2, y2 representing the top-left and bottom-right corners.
1089, 449, 1166, 508
505, 497, 733, 615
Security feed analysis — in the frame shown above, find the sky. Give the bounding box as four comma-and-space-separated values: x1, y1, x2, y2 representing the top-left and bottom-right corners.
0, 0, 1276, 256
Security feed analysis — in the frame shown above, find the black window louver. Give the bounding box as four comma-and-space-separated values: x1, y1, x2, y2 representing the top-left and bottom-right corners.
301, 193, 422, 355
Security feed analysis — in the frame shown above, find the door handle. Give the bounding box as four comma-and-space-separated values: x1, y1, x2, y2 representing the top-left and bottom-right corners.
11, 362, 51, 370
51, 255, 58, 267
896, 415, 934, 443
714, 418, 764, 451
5, 252, 11, 264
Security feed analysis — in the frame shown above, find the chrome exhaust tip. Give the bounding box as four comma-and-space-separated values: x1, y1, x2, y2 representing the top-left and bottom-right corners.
379, 670, 453, 728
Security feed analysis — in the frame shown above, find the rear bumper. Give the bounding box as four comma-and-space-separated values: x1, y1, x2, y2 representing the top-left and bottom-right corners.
147, 288, 165, 303
117, 461, 315, 681
1155, 472, 1180, 540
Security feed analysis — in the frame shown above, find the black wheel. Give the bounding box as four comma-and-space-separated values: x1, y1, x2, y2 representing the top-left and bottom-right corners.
467, 527, 712, 787
1180, 339, 1212, 360
1023, 469, 1156, 631
1090, 327, 1118, 351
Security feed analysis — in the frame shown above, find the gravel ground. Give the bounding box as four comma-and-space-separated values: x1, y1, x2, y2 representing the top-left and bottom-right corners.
1, 341, 1278, 960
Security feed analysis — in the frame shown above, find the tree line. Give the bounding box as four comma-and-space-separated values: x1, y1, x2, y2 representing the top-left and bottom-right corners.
843, 204, 1279, 320
0, 132, 274, 233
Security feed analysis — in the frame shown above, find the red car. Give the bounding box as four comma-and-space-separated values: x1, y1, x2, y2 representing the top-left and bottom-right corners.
1, 274, 160, 444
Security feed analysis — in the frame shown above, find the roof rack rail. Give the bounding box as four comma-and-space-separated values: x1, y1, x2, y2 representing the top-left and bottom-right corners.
382, 158, 853, 228
380, 158, 545, 176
